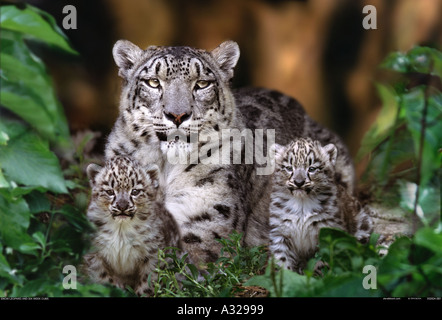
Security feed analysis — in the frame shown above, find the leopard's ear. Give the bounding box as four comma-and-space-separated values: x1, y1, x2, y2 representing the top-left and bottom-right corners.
145, 164, 160, 189
210, 41, 240, 80
86, 163, 102, 186
113, 40, 143, 78
322, 144, 337, 166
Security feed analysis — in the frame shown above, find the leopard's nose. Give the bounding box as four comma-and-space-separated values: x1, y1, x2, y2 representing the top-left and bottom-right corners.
164, 111, 192, 127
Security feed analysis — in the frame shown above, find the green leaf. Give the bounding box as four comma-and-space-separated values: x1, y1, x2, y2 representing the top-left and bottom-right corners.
56, 204, 92, 232
0, 4, 77, 55
318, 274, 380, 297
0, 249, 23, 286
32, 231, 46, 249
18, 243, 41, 256
379, 47, 442, 78
380, 52, 409, 73
12, 278, 52, 297
0, 29, 70, 143
407, 46, 442, 78
0, 130, 9, 146
414, 228, 442, 254
0, 119, 67, 193
0, 168, 10, 189
0, 193, 34, 251
401, 87, 442, 186
356, 83, 399, 161
24, 191, 51, 214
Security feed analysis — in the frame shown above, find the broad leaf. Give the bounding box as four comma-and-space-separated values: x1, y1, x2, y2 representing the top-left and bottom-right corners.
356, 83, 399, 161
402, 87, 442, 186
0, 119, 67, 193
414, 228, 442, 254
0, 194, 34, 251
0, 4, 77, 54
0, 29, 70, 143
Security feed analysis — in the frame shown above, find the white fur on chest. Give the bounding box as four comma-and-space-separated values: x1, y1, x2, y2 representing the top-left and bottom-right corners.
270, 192, 324, 258
97, 222, 151, 275
162, 162, 223, 225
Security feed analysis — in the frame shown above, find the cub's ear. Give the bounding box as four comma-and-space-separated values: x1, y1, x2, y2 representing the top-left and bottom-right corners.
322, 144, 337, 166
210, 41, 240, 80
145, 164, 160, 189
112, 40, 143, 78
86, 163, 102, 186
271, 143, 287, 164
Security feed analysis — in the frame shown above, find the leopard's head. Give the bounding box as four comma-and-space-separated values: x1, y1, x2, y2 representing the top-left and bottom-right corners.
274, 138, 337, 198
113, 40, 240, 153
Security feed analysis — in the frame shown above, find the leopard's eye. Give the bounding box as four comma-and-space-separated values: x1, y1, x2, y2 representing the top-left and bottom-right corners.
195, 80, 210, 90
131, 189, 141, 196
284, 166, 293, 173
308, 166, 317, 173
105, 189, 115, 196
146, 78, 160, 88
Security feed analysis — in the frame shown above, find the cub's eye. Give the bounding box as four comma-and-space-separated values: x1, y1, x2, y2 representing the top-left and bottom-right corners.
195, 80, 210, 90
284, 166, 293, 173
145, 78, 160, 88
105, 189, 115, 196
131, 189, 141, 196
308, 167, 317, 173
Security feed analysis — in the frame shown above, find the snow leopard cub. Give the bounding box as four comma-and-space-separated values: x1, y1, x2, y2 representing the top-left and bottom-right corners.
83, 156, 182, 296
269, 138, 373, 274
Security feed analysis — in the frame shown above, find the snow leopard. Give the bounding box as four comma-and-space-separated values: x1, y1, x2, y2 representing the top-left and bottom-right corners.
269, 138, 373, 274
105, 39, 355, 265
83, 156, 182, 296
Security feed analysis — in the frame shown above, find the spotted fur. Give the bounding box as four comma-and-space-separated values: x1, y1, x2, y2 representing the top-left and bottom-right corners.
83, 156, 182, 296
105, 40, 355, 265
269, 138, 373, 273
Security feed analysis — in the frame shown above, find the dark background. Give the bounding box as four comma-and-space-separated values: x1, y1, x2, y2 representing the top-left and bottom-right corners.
25, 0, 442, 176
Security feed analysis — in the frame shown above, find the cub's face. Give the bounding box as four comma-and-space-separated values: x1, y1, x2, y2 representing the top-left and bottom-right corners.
274, 139, 337, 198
113, 40, 240, 152
87, 157, 159, 223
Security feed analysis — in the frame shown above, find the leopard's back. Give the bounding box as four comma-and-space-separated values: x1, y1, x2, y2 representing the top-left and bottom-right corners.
235, 87, 355, 192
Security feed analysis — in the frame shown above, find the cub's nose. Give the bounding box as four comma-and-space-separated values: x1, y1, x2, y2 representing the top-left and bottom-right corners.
293, 179, 305, 188
164, 111, 192, 127
116, 198, 129, 212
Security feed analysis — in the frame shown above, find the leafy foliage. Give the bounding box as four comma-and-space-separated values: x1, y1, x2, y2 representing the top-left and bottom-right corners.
150, 231, 268, 297
247, 227, 442, 297
0, 4, 124, 297
357, 46, 441, 228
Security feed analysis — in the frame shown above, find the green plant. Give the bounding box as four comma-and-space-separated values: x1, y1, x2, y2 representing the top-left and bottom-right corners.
357, 46, 441, 230
151, 231, 268, 297
246, 227, 442, 297
0, 4, 125, 297
246, 46, 442, 298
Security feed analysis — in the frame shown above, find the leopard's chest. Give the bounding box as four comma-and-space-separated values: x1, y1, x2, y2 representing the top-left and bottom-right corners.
161, 161, 232, 224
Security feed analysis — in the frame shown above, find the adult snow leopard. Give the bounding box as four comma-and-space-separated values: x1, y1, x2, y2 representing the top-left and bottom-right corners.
105, 39, 354, 264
